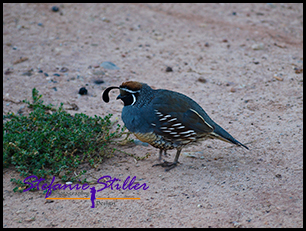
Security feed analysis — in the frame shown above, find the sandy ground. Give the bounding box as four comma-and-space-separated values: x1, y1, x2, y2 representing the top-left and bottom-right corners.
3, 3, 303, 228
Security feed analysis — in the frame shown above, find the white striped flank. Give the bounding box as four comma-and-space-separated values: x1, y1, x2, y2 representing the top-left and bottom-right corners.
179, 130, 195, 135
167, 118, 177, 122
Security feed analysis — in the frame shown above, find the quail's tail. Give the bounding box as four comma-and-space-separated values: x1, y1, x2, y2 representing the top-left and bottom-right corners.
210, 124, 249, 150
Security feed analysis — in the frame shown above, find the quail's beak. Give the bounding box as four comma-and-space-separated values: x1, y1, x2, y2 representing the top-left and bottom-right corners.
116, 94, 123, 100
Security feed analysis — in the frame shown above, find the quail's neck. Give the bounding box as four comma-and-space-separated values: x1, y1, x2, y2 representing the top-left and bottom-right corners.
133, 84, 155, 108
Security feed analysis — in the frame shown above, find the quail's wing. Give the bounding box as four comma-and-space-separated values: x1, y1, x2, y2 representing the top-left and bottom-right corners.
151, 90, 214, 140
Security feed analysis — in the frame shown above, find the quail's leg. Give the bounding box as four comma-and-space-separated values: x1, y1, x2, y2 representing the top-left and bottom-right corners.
157, 149, 167, 161
159, 149, 162, 161
153, 149, 182, 171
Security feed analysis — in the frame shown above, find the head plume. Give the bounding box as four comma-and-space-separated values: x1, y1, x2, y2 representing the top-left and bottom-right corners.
102, 81, 143, 103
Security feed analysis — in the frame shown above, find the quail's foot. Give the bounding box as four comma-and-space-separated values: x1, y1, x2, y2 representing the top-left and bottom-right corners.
152, 160, 179, 171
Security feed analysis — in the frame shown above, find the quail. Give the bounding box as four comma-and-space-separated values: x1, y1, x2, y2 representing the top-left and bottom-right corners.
102, 81, 248, 171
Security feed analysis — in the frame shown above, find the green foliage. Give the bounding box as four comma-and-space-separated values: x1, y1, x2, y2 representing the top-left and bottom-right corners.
3, 88, 130, 184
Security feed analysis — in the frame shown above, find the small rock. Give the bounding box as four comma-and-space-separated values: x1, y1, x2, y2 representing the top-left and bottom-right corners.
197, 204, 203, 208
273, 74, 283, 81
251, 43, 265, 50
25, 217, 35, 222
13, 57, 28, 65
22, 70, 33, 76
100, 61, 120, 70
53, 73, 60, 77
51, 6, 59, 12
230, 87, 236, 92
44, 73, 49, 77
94, 79, 105, 84
101, 17, 110, 23
275, 174, 282, 179
16, 210, 25, 214
165, 66, 173, 72
37, 23, 44, 27
197, 77, 207, 83
182, 152, 197, 158
78, 87, 88, 95
4, 68, 13, 75
60, 67, 69, 72
232, 221, 240, 227
294, 67, 303, 74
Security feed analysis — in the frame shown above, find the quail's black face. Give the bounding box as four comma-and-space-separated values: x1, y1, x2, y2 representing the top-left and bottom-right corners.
102, 81, 143, 106
116, 89, 139, 106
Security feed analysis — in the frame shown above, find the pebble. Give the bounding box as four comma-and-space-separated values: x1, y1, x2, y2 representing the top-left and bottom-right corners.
22, 70, 33, 76
230, 87, 236, 92
51, 6, 59, 12
251, 43, 265, 50
165, 66, 173, 72
275, 174, 282, 179
44, 73, 49, 77
78, 87, 88, 95
4, 68, 13, 75
94, 79, 105, 84
60, 67, 69, 72
197, 77, 207, 83
182, 152, 197, 158
100, 61, 120, 70
13, 57, 28, 64
294, 67, 303, 74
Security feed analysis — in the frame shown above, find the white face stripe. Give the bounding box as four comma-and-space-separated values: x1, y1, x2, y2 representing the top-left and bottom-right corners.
131, 94, 136, 106
120, 87, 140, 94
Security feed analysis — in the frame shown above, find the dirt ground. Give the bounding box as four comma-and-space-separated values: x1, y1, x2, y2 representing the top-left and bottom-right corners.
3, 3, 303, 228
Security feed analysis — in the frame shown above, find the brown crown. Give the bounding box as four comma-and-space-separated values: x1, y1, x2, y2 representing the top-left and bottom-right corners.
120, 81, 143, 91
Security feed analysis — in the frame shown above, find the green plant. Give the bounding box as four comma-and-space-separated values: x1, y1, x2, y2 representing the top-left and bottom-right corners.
3, 88, 135, 186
